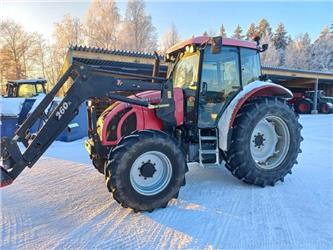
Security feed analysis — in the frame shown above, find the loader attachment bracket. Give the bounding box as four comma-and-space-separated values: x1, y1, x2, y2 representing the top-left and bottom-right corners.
0, 137, 26, 187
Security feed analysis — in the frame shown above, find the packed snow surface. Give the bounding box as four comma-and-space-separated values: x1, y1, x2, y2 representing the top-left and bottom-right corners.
1, 115, 332, 249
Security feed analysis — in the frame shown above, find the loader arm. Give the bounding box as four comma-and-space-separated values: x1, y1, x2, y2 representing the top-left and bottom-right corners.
0, 62, 176, 187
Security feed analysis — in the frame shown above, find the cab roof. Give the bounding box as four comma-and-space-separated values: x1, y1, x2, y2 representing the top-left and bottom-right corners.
166, 36, 257, 54
7, 79, 47, 86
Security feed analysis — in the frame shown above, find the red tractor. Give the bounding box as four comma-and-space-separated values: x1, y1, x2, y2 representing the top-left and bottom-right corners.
1, 36, 302, 212
293, 90, 333, 114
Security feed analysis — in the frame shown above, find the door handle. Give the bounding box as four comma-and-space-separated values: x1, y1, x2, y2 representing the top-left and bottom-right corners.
202, 82, 208, 95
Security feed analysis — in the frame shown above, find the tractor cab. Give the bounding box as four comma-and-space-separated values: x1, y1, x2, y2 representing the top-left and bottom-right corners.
166, 36, 262, 131
6, 79, 47, 98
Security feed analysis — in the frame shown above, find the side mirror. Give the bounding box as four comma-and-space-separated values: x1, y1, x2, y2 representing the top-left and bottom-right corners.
259, 74, 268, 81
211, 36, 222, 54
261, 44, 268, 52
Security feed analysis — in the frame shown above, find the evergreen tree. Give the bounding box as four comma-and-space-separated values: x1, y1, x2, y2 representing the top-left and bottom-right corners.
310, 28, 333, 71
219, 24, 227, 37
232, 25, 244, 39
285, 33, 311, 69
203, 31, 209, 36
319, 26, 330, 38
257, 18, 271, 37
272, 23, 288, 65
260, 32, 280, 67
246, 23, 256, 40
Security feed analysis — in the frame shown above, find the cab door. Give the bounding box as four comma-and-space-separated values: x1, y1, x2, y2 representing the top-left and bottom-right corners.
198, 46, 241, 128
172, 50, 200, 127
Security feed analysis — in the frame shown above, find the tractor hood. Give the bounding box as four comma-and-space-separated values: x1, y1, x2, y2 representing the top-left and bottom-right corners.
97, 89, 184, 146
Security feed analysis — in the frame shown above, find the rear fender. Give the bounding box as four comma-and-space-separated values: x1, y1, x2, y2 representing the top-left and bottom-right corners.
218, 81, 293, 151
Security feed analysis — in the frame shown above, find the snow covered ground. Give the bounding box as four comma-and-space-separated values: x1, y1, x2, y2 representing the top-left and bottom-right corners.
1, 115, 333, 249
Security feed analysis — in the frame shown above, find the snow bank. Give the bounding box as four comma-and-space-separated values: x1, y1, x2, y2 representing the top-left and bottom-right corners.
0, 97, 26, 116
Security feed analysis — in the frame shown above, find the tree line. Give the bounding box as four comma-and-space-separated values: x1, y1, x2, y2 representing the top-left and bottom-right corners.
0, 0, 158, 93
206, 19, 333, 72
0, 0, 332, 94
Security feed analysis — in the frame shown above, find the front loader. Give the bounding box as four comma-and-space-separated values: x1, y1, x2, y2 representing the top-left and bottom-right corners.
1, 36, 302, 212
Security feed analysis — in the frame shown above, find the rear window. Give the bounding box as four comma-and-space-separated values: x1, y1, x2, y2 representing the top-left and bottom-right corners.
17, 83, 44, 97
240, 48, 261, 85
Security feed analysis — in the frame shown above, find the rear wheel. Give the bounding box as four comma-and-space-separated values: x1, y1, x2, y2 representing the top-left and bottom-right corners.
225, 97, 302, 187
105, 130, 187, 212
294, 99, 312, 114
319, 102, 333, 114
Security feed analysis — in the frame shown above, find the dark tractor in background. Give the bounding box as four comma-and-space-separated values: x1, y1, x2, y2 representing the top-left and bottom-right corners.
5, 79, 47, 98
294, 90, 333, 114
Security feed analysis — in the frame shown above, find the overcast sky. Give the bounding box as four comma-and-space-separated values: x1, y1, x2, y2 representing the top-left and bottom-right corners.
0, 0, 331, 42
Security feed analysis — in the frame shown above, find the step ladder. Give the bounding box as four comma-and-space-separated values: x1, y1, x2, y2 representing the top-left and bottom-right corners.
198, 128, 220, 167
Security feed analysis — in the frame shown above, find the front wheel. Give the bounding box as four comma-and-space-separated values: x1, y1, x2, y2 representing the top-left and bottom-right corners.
105, 130, 187, 212
225, 97, 302, 187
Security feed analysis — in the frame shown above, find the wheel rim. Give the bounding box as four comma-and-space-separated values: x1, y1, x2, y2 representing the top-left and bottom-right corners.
250, 115, 290, 170
298, 102, 308, 112
322, 104, 328, 113
130, 151, 172, 196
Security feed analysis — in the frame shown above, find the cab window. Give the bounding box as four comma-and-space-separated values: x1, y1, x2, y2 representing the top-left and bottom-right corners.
18, 84, 37, 97
172, 51, 200, 90
240, 48, 261, 85
36, 84, 44, 94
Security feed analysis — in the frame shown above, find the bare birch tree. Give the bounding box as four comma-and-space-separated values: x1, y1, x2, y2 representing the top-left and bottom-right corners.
50, 14, 84, 89
160, 23, 180, 52
120, 0, 157, 52
85, 0, 120, 49
0, 20, 37, 79
53, 14, 84, 58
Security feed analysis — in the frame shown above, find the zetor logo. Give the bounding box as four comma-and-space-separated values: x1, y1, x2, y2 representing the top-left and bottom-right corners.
55, 101, 71, 120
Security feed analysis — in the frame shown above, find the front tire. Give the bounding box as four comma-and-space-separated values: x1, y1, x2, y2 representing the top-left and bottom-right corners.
105, 130, 187, 212
92, 158, 106, 174
225, 97, 302, 187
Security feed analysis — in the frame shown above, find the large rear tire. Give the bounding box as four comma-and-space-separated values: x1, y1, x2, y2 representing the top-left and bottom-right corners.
105, 130, 187, 212
225, 97, 302, 187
